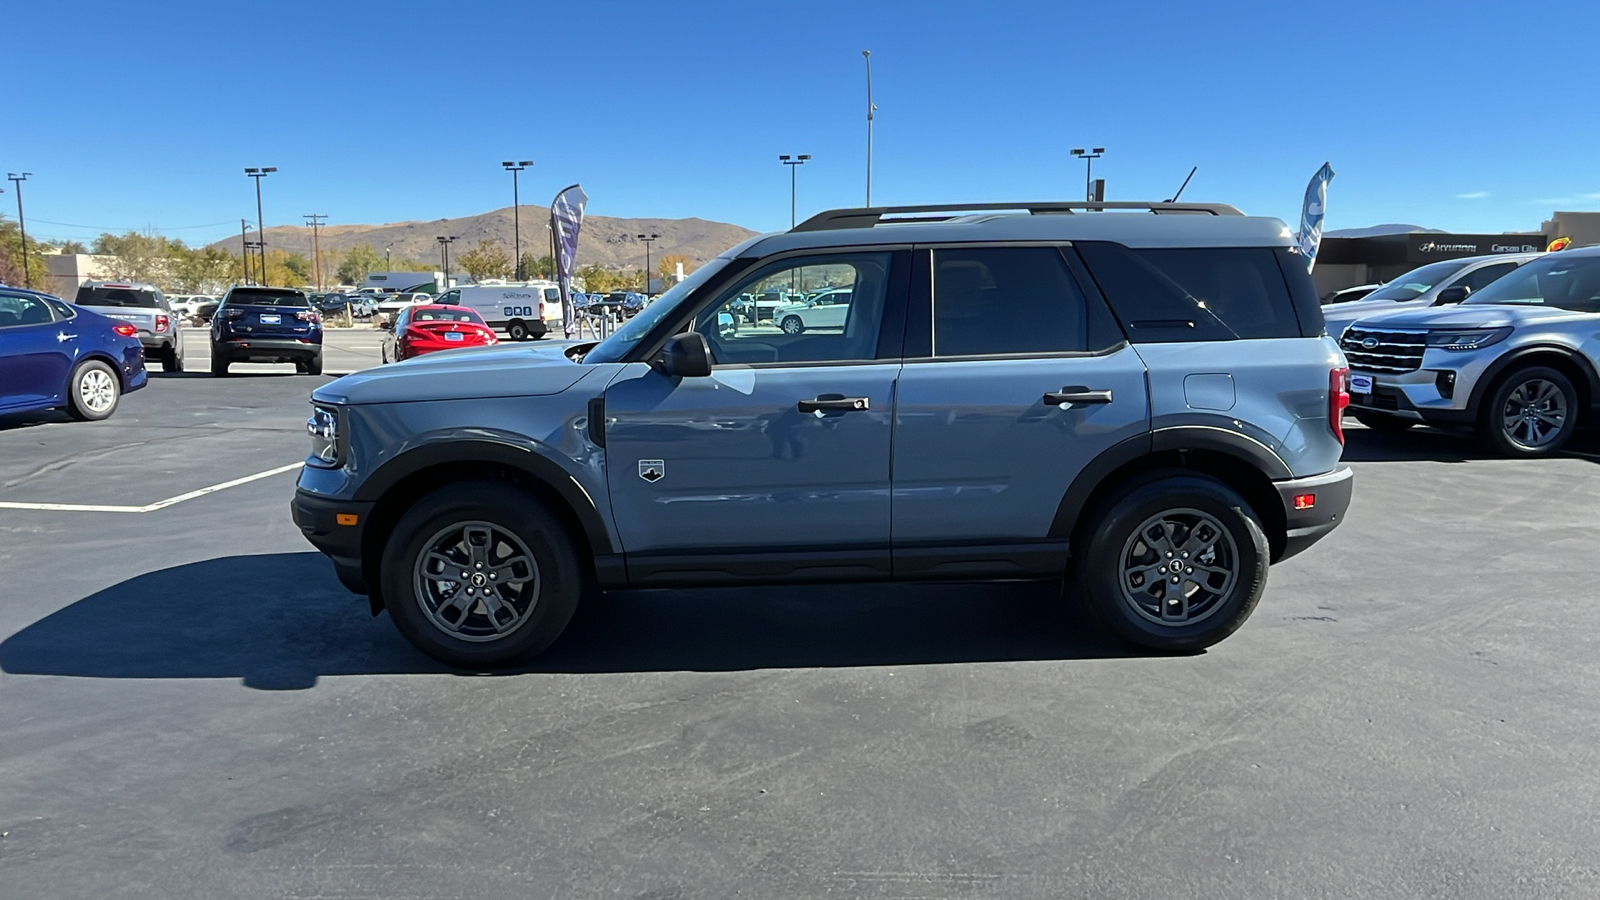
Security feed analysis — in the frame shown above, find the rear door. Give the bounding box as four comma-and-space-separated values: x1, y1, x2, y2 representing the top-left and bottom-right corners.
890, 245, 1149, 574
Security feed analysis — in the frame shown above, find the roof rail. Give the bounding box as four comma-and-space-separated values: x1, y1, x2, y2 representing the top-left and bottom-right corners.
790, 201, 1246, 233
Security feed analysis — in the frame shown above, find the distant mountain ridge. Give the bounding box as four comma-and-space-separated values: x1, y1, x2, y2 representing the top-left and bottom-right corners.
1325, 224, 1446, 238
208, 206, 761, 272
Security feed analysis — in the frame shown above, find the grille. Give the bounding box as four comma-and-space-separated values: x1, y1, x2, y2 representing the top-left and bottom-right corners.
1340, 327, 1427, 374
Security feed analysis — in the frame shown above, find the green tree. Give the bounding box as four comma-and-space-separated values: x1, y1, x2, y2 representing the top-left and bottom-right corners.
56, 240, 88, 254
458, 239, 512, 281
172, 245, 238, 294
92, 231, 175, 286
576, 263, 615, 293
519, 253, 556, 280
0, 214, 50, 289
657, 253, 691, 285
337, 243, 383, 286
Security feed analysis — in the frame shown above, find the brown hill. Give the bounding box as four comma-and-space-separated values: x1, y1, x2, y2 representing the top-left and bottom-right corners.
210, 206, 761, 273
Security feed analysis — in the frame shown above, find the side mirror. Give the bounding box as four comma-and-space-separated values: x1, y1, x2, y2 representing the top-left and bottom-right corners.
1435, 285, 1471, 305
656, 332, 712, 377
379, 318, 395, 331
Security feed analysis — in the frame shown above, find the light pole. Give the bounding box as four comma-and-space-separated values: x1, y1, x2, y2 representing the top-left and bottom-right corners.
385, 245, 392, 270
636, 233, 658, 295
244, 167, 276, 284
862, 50, 874, 207
1070, 148, 1104, 203
436, 235, 457, 284
502, 160, 533, 279
303, 213, 327, 290
7, 173, 32, 287
779, 154, 811, 228
240, 220, 253, 284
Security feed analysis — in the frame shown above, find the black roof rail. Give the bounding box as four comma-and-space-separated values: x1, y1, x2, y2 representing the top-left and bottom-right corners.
790, 201, 1246, 233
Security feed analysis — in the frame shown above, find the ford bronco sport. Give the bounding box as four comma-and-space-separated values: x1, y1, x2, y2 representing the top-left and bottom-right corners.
292, 201, 1355, 667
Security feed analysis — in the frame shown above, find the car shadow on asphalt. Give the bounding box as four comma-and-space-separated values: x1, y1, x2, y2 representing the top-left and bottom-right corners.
0, 552, 1144, 690
1342, 425, 1600, 464
0, 409, 71, 430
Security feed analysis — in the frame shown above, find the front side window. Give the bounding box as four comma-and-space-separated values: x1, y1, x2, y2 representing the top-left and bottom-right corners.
1464, 255, 1600, 312
1363, 260, 1472, 301
692, 253, 891, 364
932, 247, 1090, 356
0, 293, 57, 327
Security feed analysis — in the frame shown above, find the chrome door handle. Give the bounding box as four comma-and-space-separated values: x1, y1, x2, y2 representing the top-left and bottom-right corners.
57, 332, 77, 342
1043, 386, 1113, 406
798, 396, 870, 413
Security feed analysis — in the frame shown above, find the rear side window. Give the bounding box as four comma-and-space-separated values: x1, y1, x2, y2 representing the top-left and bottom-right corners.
75, 286, 160, 308
932, 247, 1097, 356
1075, 243, 1309, 342
45, 298, 77, 320
226, 288, 309, 307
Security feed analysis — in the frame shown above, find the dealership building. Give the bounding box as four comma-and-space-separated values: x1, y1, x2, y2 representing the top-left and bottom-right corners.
1313, 209, 1600, 298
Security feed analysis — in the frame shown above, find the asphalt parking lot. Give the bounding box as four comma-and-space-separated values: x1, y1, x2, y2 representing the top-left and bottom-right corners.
3, 336, 1600, 899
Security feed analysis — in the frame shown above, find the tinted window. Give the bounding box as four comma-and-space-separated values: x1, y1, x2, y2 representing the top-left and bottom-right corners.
1457, 262, 1519, 293
1076, 244, 1300, 342
75, 285, 160, 308
45, 298, 77, 320
932, 247, 1089, 356
413, 308, 483, 323
1362, 260, 1472, 301
1464, 255, 1600, 312
0, 293, 57, 327
693, 253, 891, 364
225, 288, 309, 307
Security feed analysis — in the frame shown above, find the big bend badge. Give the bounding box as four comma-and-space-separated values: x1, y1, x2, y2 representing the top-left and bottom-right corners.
638, 460, 665, 483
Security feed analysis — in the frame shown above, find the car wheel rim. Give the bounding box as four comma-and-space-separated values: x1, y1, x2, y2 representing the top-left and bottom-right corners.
782, 318, 802, 333
1500, 378, 1566, 449
1118, 508, 1238, 627
79, 369, 116, 412
413, 520, 541, 643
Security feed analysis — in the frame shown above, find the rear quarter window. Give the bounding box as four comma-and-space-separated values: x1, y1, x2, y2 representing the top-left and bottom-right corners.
1075, 243, 1318, 341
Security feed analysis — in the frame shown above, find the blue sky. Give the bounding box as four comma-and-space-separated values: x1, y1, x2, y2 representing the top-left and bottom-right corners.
7, 0, 1599, 247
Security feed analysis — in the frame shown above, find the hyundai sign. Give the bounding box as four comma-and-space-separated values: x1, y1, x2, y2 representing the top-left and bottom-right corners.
1407, 233, 1545, 262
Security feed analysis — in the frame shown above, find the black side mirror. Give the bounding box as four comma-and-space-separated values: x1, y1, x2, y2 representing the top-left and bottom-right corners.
1435, 285, 1471, 305
378, 318, 395, 331
656, 332, 712, 378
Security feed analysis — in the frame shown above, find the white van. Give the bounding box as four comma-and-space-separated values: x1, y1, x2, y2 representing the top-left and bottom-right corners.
437, 282, 563, 341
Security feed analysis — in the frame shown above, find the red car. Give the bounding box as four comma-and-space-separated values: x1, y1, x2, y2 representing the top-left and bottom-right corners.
381, 304, 499, 363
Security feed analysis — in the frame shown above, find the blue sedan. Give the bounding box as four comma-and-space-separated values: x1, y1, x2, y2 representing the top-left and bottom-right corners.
0, 286, 148, 421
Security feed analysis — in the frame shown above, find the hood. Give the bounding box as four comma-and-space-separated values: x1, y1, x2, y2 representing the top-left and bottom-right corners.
1351, 303, 1594, 331
313, 340, 593, 405
1322, 298, 1424, 332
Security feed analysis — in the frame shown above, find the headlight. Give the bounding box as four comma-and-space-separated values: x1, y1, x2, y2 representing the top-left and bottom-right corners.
1425, 327, 1512, 352
306, 405, 340, 466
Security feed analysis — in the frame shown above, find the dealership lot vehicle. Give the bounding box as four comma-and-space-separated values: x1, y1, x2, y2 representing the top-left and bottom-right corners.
0, 286, 147, 420
210, 286, 324, 376
774, 286, 853, 333
292, 201, 1352, 668
435, 282, 556, 340
1322, 283, 1382, 304
380, 303, 499, 363
372, 291, 435, 323
1323, 252, 1540, 337
1342, 245, 1600, 454
72, 280, 186, 371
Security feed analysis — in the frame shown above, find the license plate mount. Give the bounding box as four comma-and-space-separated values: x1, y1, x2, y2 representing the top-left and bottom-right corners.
444, 332, 464, 342
259, 314, 281, 324
1349, 374, 1374, 397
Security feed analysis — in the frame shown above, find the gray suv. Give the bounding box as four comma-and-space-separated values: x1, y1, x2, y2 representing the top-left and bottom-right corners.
1341, 245, 1600, 455
72, 281, 186, 371
292, 201, 1355, 667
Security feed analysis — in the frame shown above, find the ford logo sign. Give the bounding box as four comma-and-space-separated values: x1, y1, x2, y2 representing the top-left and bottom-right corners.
1361, 337, 1379, 350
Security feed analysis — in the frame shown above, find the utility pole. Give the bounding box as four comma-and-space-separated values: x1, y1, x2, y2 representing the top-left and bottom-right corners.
244, 167, 277, 285
7, 173, 32, 288
862, 50, 874, 207
240, 220, 253, 284
385, 245, 392, 270
436, 235, 457, 284
636, 233, 658, 295
502, 160, 533, 279
303, 214, 327, 290
779, 154, 811, 227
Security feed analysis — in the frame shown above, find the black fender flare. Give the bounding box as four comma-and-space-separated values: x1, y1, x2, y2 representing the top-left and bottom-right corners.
1465, 344, 1600, 412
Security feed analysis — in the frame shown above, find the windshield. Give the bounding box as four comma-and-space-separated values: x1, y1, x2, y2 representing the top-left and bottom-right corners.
225, 287, 309, 307
1361, 260, 1471, 301
1463, 254, 1600, 311
584, 258, 734, 364
75, 286, 160, 308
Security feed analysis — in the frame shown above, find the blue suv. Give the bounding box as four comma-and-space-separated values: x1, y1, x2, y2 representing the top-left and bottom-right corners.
210, 285, 323, 376
292, 201, 1354, 667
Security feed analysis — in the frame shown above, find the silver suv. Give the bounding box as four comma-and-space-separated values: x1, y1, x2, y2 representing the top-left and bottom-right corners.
72, 281, 186, 372
292, 201, 1355, 668
1341, 245, 1600, 455
1322, 252, 1542, 337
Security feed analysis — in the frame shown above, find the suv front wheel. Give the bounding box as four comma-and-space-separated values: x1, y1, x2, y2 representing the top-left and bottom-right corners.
380, 482, 583, 668
1074, 473, 1269, 651
1479, 365, 1578, 457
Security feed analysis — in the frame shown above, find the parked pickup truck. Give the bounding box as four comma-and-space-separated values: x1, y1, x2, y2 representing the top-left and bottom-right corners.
72, 281, 186, 371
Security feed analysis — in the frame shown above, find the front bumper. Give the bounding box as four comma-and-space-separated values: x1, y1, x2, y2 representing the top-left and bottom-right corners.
1274, 466, 1354, 561
291, 488, 373, 595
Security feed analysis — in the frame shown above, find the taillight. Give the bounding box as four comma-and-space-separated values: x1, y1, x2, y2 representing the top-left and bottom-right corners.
221, 307, 246, 319
1329, 366, 1350, 445
112, 322, 138, 337
296, 309, 320, 323
155, 314, 169, 333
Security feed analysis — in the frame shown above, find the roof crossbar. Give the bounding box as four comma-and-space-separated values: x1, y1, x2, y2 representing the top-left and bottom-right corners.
791, 201, 1245, 232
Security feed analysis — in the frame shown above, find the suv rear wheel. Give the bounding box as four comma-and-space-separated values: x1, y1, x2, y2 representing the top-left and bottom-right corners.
1479, 365, 1578, 457
380, 482, 583, 668
1074, 473, 1269, 651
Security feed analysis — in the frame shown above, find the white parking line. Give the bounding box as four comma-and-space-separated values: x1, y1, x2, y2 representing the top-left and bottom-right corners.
0, 463, 303, 513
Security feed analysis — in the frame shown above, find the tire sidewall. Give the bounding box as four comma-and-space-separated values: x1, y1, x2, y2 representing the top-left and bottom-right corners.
508, 320, 529, 341
68, 360, 120, 421
781, 316, 803, 334
380, 484, 582, 668
1075, 473, 1269, 651
1481, 366, 1578, 457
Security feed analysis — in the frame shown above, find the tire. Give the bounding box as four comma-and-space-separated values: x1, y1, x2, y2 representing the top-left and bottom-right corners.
507, 319, 530, 341
380, 481, 584, 668
65, 360, 121, 421
210, 351, 230, 377
1351, 410, 1414, 432
1073, 472, 1270, 652
160, 346, 184, 373
1477, 365, 1579, 457
303, 355, 323, 376
780, 316, 805, 335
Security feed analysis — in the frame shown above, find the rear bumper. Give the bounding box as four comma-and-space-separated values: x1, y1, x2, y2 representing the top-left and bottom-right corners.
291, 488, 372, 594
1274, 466, 1354, 562
216, 338, 322, 361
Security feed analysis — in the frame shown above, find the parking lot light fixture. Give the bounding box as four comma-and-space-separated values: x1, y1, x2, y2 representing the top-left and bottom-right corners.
6, 173, 32, 287
779, 154, 811, 228
1069, 148, 1104, 203
436, 235, 458, 284
502, 160, 534, 279
636, 233, 659, 296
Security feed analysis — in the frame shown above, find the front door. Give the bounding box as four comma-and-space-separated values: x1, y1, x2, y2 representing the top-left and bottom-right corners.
0, 293, 74, 410
603, 250, 906, 582
891, 245, 1149, 572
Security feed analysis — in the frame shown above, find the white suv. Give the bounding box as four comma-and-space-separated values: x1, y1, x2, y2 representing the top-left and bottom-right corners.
774, 288, 854, 333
